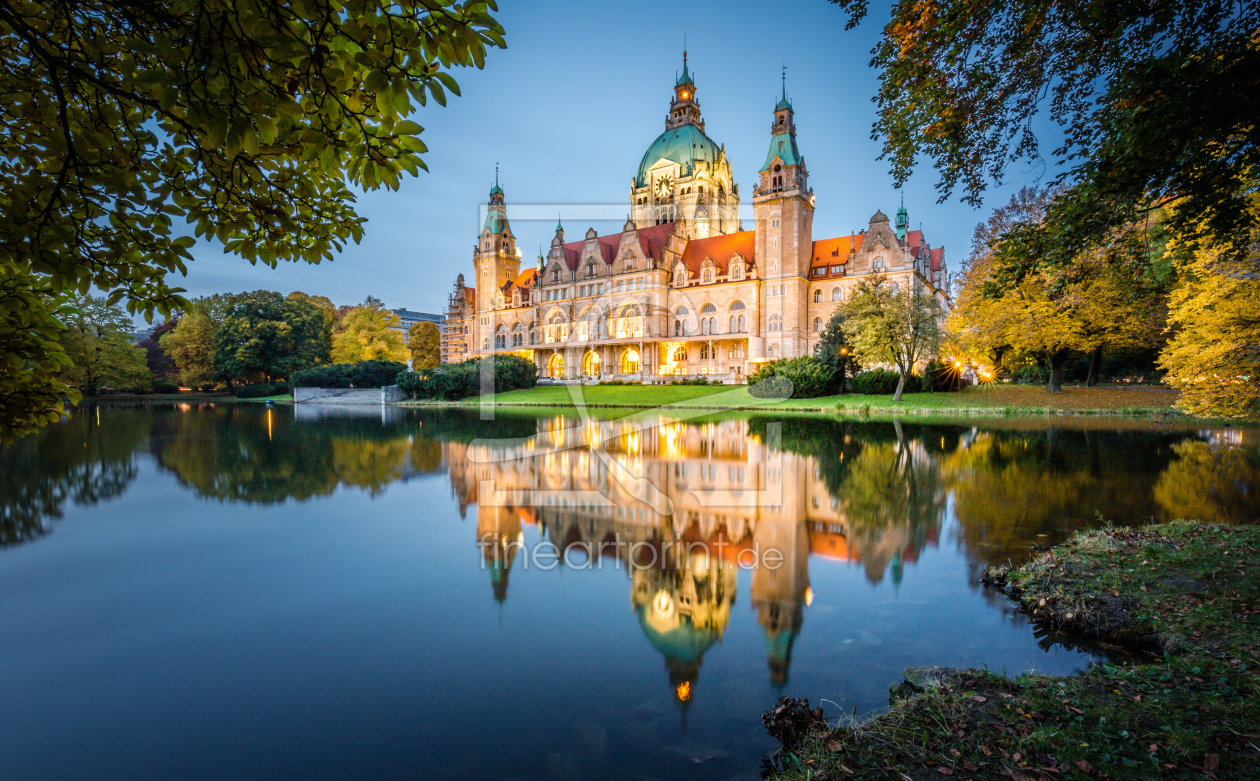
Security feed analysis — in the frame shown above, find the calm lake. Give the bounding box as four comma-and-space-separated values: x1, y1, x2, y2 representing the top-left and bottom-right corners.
1, 404, 1256, 780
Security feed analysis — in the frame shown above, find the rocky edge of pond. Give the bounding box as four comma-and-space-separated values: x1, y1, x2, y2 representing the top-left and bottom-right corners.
761, 520, 1259, 781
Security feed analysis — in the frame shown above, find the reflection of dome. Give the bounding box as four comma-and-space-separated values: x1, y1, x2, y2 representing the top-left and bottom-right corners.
636, 124, 720, 187
636, 603, 719, 686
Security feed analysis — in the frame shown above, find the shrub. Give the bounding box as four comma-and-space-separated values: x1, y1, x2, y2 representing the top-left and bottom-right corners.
1013, 364, 1049, 384
669, 376, 713, 386
153, 379, 180, 394
291, 360, 408, 389
236, 381, 289, 398
396, 355, 538, 401
748, 356, 839, 399
850, 368, 924, 395
198, 383, 218, 392
923, 359, 966, 392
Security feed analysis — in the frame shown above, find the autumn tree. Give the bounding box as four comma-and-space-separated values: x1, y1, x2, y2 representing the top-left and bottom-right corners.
1158, 221, 1260, 418
953, 188, 1168, 390
839, 276, 944, 400
160, 305, 218, 388
828, 0, 1259, 270
408, 321, 440, 369
0, 271, 77, 442
58, 294, 151, 396
0, 0, 504, 440
213, 291, 330, 383
332, 297, 408, 363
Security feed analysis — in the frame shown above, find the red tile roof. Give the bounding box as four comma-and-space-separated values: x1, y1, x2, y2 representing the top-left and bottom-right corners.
560, 222, 675, 271
504, 267, 538, 293
929, 247, 943, 272
463, 287, 474, 305
904, 229, 924, 255
810, 235, 860, 269
679, 229, 755, 275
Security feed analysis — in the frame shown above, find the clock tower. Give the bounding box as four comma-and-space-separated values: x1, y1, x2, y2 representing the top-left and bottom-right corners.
630, 52, 739, 239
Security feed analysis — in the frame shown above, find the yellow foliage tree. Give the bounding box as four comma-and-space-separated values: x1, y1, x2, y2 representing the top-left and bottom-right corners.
331, 297, 407, 363
408, 321, 440, 369
1159, 227, 1260, 418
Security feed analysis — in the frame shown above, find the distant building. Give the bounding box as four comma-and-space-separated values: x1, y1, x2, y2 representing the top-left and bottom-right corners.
389, 308, 444, 344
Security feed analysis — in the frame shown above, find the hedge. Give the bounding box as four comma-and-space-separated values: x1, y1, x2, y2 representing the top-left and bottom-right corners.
396, 355, 539, 401
748, 356, 839, 399
236, 381, 289, 398
290, 360, 408, 389
153, 379, 180, 394
850, 369, 923, 395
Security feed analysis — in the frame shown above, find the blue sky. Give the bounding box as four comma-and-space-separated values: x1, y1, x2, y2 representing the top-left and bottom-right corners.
176, 0, 1057, 315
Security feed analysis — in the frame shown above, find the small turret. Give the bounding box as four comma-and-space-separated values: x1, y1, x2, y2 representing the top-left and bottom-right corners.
895, 194, 909, 241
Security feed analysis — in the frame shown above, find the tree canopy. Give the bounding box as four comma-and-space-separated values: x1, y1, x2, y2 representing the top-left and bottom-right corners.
0, 0, 503, 439
58, 294, 151, 396
838, 276, 944, 400
829, 0, 1259, 267
408, 320, 440, 369
213, 290, 330, 383
332, 296, 407, 363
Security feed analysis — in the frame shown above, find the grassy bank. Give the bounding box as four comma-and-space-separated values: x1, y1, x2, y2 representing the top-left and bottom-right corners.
403, 384, 1186, 418
768, 521, 1259, 780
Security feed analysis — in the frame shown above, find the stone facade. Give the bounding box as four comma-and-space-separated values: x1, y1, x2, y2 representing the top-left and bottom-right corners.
443, 59, 951, 381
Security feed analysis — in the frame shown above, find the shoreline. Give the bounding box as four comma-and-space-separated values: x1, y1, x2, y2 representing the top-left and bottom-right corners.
764, 521, 1260, 781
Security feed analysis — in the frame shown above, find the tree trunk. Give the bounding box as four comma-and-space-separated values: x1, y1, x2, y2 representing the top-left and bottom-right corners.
1086, 346, 1103, 387
893, 372, 906, 401
1047, 350, 1068, 393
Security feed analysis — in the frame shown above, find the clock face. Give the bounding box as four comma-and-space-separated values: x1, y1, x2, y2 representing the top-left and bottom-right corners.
654, 175, 673, 199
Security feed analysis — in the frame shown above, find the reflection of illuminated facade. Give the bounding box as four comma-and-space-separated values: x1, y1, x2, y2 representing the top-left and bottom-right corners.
446, 416, 941, 698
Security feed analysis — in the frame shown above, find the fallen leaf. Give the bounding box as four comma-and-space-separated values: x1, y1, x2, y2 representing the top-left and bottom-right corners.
826, 739, 843, 753
1205, 754, 1220, 771
964, 760, 978, 771
839, 764, 854, 775
1148, 743, 1158, 753
1013, 752, 1022, 762
970, 695, 988, 703
980, 745, 993, 757
935, 767, 954, 776
1076, 759, 1094, 775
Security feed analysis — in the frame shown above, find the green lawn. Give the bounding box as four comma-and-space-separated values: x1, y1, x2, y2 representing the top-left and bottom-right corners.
438, 383, 1183, 416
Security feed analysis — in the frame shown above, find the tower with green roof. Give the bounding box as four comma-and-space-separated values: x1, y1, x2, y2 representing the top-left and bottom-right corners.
753, 67, 814, 357
474, 167, 519, 324
895, 194, 909, 241
629, 51, 740, 238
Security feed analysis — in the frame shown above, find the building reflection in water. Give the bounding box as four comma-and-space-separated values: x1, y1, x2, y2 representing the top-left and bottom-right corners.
449, 415, 938, 702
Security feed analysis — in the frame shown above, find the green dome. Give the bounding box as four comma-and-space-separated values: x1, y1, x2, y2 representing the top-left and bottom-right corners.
775, 96, 792, 111
636, 124, 720, 187
636, 605, 718, 664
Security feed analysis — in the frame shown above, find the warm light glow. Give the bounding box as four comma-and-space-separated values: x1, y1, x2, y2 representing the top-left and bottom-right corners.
652, 589, 675, 619
676, 681, 691, 701
267, 409, 272, 441
804, 587, 814, 606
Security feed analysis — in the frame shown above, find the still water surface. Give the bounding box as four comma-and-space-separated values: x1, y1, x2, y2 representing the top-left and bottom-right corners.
1, 405, 1256, 780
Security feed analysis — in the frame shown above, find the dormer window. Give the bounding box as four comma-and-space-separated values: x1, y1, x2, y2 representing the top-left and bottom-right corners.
873, 256, 886, 270
551, 266, 560, 281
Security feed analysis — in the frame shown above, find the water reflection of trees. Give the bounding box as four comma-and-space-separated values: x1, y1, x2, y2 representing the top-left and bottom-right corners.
0, 409, 152, 547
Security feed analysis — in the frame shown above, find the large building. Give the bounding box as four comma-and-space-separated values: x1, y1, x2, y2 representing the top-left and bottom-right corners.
442, 57, 950, 380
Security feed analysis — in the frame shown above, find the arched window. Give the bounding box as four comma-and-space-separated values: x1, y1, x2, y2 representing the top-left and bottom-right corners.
701, 266, 713, 284
699, 303, 716, 314
738, 314, 746, 332
481, 337, 489, 349
512, 323, 523, 347
832, 287, 841, 302
700, 318, 708, 335
813, 289, 821, 303
709, 316, 716, 333
729, 344, 744, 359
674, 319, 681, 336
813, 317, 822, 332
674, 346, 688, 361
768, 343, 780, 357
872, 256, 886, 270
585, 262, 595, 278
769, 314, 783, 332
551, 266, 560, 281
729, 315, 736, 333
495, 324, 507, 349
730, 262, 743, 280
700, 344, 710, 360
